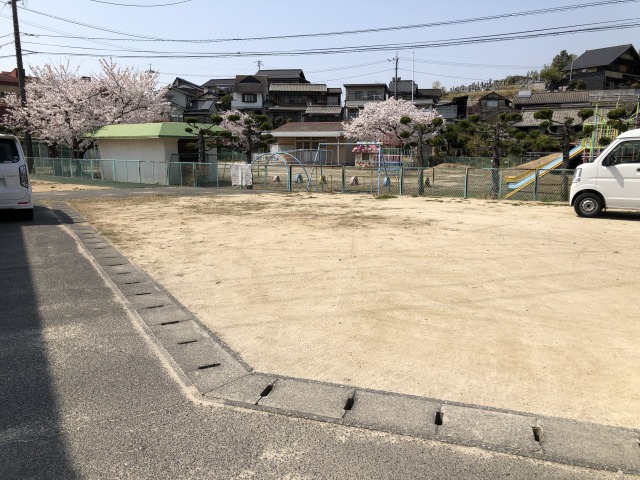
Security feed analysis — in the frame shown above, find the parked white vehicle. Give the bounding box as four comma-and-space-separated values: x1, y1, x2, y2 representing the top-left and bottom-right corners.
570, 128, 640, 217
0, 134, 33, 220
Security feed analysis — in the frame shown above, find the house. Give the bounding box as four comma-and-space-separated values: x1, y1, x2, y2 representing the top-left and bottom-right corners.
231, 75, 268, 114
512, 91, 592, 111
165, 77, 218, 122
468, 91, 513, 120
256, 69, 309, 85
270, 122, 352, 165
343, 83, 388, 119
0, 69, 20, 121
90, 122, 220, 185
563, 44, 640, 90
267, 83, 342, 123
201, 78, 234, 95
387, 79, 440, 109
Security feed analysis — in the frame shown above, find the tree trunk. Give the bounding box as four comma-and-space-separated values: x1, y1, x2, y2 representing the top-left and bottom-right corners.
198, 130, 206, 163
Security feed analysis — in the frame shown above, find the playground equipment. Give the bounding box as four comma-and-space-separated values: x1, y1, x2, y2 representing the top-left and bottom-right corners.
504, 145, 585, 199
505, 99, 640, 199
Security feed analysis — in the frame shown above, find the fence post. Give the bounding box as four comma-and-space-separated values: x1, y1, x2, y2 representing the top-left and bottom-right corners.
91, 159, 94, 180
287, 164, 292, 192
139, 161, 142, 184
399, 165, 404, 196
464, 168, 469, 198
193, 162, 196, 187
533, 168, 539, 201
341, 165, 345, 193
113, 160, 116, 182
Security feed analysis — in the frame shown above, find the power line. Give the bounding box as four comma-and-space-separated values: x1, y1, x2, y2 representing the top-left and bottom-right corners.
20, 19, 640, 59
87, 0, 192, 6
16, 0, 639, 44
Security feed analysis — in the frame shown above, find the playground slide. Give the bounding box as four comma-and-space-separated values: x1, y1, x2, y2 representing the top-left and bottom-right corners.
504, 145, 585, 199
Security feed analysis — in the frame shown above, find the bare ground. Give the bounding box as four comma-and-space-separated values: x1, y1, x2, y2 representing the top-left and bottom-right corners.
69, 191, 640, 429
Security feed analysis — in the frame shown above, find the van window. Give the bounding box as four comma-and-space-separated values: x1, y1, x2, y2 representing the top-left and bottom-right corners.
605, 140, 640, 165
0, 139, 20, 163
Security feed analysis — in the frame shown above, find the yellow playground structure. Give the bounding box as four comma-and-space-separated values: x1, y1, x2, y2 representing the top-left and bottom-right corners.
505, 101, 639, 199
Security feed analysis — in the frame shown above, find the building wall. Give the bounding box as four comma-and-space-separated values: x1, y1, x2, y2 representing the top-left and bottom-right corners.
231, 92, 264, 110
97, 138, 177, 184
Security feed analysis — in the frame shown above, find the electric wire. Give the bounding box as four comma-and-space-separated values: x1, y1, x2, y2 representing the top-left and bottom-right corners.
16, 0, 639, 43
19, 19, 640, 59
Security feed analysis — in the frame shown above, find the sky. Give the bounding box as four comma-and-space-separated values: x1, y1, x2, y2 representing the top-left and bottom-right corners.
1, 0, 639, 91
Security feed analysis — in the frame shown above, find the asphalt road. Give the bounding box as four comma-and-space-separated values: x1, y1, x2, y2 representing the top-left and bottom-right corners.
0, 199, 637, 479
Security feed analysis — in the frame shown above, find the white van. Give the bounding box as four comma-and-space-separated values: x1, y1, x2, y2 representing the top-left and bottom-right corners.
570, 127, 640, 217
0, 134, 33, 220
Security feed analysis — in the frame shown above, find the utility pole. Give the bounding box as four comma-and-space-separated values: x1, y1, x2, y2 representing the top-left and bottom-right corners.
11, 0, 34, 171
394, 53, 399, 98
256, 60, 263, 71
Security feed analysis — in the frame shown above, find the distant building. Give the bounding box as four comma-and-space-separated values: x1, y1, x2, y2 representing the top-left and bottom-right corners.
562, 44, 640, 90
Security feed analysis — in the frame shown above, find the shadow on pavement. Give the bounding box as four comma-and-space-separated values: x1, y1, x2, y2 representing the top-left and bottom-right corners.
0, 206, 77, 478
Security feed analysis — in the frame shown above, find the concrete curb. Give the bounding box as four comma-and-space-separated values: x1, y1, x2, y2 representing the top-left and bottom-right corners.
51, 201, 640, 475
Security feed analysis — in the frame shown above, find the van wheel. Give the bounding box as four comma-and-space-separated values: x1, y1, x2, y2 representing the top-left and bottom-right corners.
574, 192, 603, 217
22, 209, 34, 221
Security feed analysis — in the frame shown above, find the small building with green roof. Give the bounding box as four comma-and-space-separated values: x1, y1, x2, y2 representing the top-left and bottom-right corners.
89, 122, 220, 185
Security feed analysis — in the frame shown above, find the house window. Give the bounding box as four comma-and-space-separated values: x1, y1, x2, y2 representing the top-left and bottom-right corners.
242, 94, 257, 103
327, 96, 340, 106
485, 99, 499, 108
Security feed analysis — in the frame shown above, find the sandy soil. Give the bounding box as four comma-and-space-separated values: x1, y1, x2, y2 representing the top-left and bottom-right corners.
31, 180, 111, 192
72, 193, 640, 428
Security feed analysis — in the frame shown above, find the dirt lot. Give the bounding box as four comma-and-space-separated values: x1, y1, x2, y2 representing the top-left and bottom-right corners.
70, 192, 640, 429
32, 179, 111, 192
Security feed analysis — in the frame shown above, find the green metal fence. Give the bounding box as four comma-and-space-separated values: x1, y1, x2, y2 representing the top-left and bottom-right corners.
31, 157, 574, 202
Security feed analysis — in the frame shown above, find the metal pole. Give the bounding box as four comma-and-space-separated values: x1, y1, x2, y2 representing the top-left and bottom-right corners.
534, 169, 539, 201
463, 168, 469, 198
399, 165, 404, 196
11, 0, 34, 171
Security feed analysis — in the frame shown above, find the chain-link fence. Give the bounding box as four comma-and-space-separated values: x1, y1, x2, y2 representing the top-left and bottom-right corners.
31, 157, 574, 202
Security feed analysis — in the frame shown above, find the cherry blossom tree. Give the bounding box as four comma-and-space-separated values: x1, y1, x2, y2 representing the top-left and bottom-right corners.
343, 98, 443, 153
212, 111, 273, 163
3, 60, 167, 160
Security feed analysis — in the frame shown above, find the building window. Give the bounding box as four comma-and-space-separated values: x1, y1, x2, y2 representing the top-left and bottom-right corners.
242, 94, 257, 103
485, 99, 499, 108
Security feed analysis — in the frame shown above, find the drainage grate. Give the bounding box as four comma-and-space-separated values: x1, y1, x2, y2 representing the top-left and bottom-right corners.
160, 320, 181, 326
435, 411, 444, 426
177, 340, 198, 345
134, 292, 151, 296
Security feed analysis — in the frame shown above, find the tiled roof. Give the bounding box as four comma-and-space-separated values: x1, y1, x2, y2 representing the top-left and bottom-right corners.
269, 83, 327, 93
305, 106, 342, 115
389, 79, 416, 94
565, 44, 637, 70
233, 75, 268, 94
512, 91, 590, 106
344, 83, 388, 88
269, 105, 307, 111
417, 88, 442, 97
257, 69, 307, 82
272, 122, 344, 133
202, 78, 234, 88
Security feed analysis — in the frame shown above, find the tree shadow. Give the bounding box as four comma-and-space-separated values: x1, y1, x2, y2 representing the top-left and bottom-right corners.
0, 206, 78, 478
